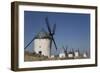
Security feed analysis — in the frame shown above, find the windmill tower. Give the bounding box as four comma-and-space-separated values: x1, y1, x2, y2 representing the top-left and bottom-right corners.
33, 17, 58, 57
74, 49, 80, 59
68, 48, 74, 59
34, 29, 51, 57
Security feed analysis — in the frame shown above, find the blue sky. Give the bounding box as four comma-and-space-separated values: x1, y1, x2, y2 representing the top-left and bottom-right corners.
24, 11, 90, 55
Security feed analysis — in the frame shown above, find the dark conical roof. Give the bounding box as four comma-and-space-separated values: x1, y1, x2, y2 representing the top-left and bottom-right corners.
34, 29, 51, 39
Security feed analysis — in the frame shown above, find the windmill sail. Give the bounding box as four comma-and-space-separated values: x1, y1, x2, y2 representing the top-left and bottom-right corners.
52, 36, 57, 50
24, 37, 35, 49
66, 46, 68, 53
52, 23, 56, 35
45, 17, 52, 35
45, 17, 58, 50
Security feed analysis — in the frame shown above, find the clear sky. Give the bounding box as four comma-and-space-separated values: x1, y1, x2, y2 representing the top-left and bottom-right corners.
24, 11, 90, 55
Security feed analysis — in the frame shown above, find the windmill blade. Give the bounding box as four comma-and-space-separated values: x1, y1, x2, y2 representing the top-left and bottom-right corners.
78, 48, 80, 52
62, 46, 66, 51
52, 36, 57, 50
72, 48, 74, 52
24, 37, 35, 49
66, 46, 68, 50
45, 17, 52, 34
52, 23, 56, 35
45, 17, 58, 50
72, 48, 74, 55
65, 46, 68, 52
78, 48, 80, 54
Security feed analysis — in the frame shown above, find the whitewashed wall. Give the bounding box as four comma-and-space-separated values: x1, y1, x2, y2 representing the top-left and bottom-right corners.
34, 39, 51, 57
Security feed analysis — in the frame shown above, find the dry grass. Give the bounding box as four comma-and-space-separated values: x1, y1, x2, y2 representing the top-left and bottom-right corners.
24, 51, 49, 61
24, 51, 89, 62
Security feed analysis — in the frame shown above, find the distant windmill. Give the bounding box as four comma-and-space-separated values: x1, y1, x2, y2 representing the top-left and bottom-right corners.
74, 48, 80, 58
62, 46, 68, 57
67, 48, 74, 59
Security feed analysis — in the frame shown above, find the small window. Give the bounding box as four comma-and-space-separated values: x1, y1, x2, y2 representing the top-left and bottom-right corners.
38, 51, 42, 55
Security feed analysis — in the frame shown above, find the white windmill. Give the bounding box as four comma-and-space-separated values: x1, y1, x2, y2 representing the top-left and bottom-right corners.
63, 46, 68, 57
24, 17, 58, 57
34, 17, 58, 57
68, 49, 74, 59
74, 49, 80, 59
